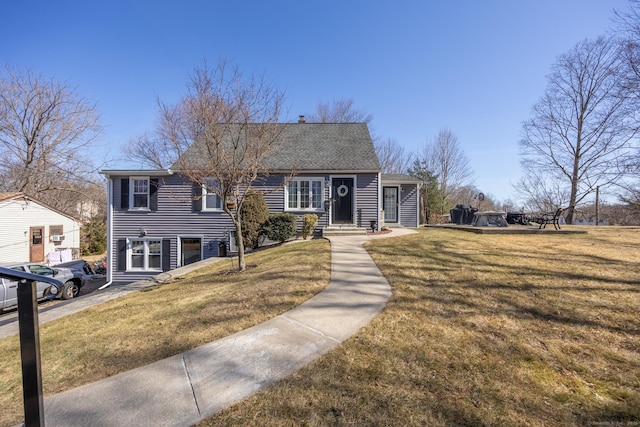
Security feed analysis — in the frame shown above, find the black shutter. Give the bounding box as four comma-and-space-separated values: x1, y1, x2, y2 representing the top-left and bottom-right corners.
193, 182, 202, 211
117, 239, 127, 271
162, 239, 171, 271
150, 178, 159, 211
120, 178, 129, 209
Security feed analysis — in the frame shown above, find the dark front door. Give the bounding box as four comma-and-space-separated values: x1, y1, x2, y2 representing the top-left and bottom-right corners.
29, 227, 44, 262
332, 177, 354, 224
181, 238, 202, 266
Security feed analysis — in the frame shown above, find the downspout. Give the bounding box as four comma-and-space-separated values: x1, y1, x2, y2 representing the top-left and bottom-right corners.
98, 176, 113, 290
377, 172, 382, 231
416, 181, 421, 227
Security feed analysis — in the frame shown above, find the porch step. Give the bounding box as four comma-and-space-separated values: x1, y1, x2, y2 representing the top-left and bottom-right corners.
322, 226, 368, 237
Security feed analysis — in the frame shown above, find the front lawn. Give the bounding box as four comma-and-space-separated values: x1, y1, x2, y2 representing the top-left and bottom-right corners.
199, 226, 640, 426
0, 239, 331, 427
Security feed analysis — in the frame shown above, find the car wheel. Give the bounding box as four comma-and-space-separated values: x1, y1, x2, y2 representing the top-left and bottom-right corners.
62, 281, 79, 300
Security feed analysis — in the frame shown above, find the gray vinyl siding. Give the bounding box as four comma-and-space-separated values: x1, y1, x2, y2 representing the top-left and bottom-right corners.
355, 173, 379, 229
110, 172, 380, 283
399, 183, 419, 227
111, 174, 235, 283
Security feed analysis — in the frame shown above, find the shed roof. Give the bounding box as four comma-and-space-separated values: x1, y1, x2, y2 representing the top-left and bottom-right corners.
381, 174, 422, 183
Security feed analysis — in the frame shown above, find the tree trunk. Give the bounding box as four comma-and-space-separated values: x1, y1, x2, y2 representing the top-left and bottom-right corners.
235, 220, 245, 271
231, 218, 246, 272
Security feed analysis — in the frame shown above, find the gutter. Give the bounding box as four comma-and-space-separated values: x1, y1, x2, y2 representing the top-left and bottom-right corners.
98, 176, 114, 290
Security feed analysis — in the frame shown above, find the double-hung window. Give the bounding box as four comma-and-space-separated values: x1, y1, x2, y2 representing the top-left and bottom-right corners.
121, 177, 157, 211
286, 178, 323, 210
202, 178, 222, 211
129, 238, 161, 271
131, 178, 150, 210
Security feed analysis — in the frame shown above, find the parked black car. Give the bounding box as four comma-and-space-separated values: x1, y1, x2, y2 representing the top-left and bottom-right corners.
54, 259, 96, 277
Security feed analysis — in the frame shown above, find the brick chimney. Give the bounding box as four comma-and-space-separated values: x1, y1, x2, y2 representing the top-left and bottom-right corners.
298, 115, 306, 123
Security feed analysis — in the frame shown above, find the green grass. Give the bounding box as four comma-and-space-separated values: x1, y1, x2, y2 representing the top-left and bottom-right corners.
197, 226, 640, 426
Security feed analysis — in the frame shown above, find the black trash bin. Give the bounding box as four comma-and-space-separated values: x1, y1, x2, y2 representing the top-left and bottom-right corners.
464, 207, 478, 224
450, 206, 463, 224
218, 241, 227, 257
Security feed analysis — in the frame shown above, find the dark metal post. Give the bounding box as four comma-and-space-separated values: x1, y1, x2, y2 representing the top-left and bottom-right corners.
18, 279, 45, 427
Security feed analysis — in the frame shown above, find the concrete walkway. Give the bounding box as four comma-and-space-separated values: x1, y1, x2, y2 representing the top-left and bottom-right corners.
10, 229, 415, 427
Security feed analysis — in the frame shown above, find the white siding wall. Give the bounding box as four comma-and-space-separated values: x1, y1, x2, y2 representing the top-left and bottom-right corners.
0, 199, 81, 264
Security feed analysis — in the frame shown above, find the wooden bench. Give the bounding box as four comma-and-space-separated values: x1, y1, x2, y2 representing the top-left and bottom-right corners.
538, 208, 563, 230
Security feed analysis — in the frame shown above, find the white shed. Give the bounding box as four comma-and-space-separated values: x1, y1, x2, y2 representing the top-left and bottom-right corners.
0, 192, 82, 264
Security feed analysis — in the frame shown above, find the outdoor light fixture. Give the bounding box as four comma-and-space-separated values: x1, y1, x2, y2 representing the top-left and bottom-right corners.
138, 227, 147, 237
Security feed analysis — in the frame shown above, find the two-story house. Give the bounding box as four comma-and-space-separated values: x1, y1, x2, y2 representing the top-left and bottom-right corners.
102, 122, 419, 284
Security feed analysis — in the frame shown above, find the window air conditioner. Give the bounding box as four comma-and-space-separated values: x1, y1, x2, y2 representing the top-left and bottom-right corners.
50, 235, 65, 242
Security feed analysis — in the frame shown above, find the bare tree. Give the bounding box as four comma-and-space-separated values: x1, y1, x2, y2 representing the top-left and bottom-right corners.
451, 185, 498, 211
416, 128, 473, 214
123, 132, 177, 169
0, 65, 103, 213
614, 1, 640, 210
307, 98, 373, 124
308, 98, 415, 175
615, 1, 640, 90
513, 171, 570, 213
139, 59, 285, 271
375, 137, 412, 174
519, 36, 637, 223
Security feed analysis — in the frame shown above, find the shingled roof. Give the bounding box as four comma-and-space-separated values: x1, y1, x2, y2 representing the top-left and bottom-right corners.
263, 122, 380, 171
177, 122, 381, 173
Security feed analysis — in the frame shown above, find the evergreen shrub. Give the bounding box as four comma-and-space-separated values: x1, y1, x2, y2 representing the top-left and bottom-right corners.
239, 190, 270, 249
301, 214, 318, 239
264, 213, 297, 243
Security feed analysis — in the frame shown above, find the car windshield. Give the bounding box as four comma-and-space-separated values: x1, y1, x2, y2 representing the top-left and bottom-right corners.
27, 265, 54, 276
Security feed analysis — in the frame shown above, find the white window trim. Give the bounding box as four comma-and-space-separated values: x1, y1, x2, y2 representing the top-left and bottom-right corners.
228, 230, 238, 253
383, 185, 401, 223
285, 177, 325, 212
129, 176, 150, 211
127, 237, 162, 272
202, 179, 223, 212
177, 236, 204, 267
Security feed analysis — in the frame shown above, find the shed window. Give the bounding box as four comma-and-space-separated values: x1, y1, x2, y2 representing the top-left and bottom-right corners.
49, 225, 63, 236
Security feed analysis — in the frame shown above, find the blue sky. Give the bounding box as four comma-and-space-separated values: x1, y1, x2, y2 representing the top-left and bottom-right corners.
1, 1, 631, 203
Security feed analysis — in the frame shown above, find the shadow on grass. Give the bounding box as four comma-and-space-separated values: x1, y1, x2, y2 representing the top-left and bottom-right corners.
356, 228, 640, 424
